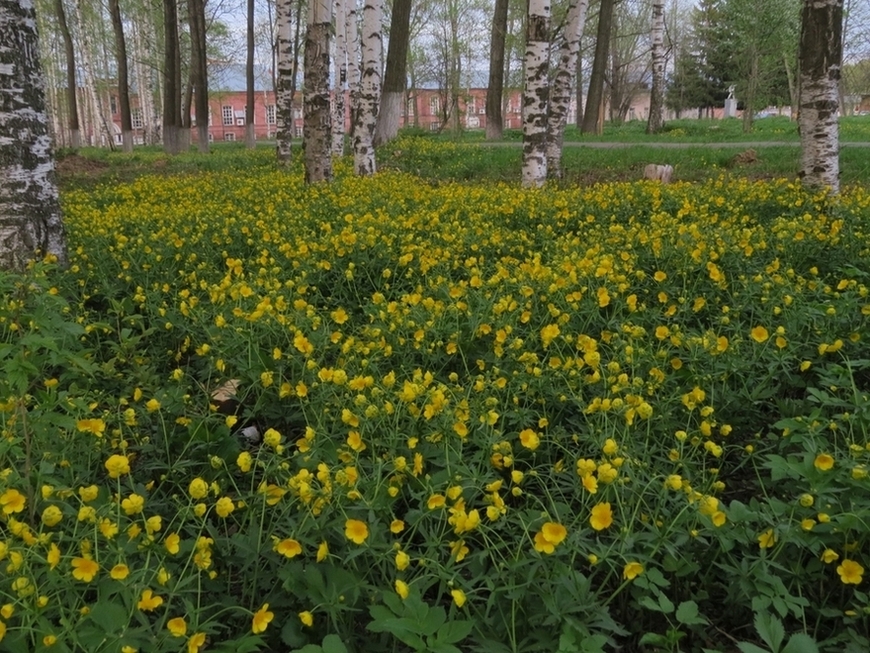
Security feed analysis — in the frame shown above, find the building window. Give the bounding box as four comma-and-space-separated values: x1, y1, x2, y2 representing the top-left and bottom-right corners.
293, 107, 303, 120
407, 99, 415, 117
429, 96, 440, 116
110, 95, 118, 114
266, 105, 276, 125
467, 97, 475, 115
224, 132, 235, 141
131, 108, 143, 129
222, 106, 234, 126
429, 121, 440, 131
295, 125, 303, 138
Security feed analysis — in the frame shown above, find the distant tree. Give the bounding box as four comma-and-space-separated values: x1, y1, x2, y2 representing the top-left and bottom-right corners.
162, 0, 182, 154
53, 0, 81, 148
108, 0, 133, 152
188, 0, 209, 153
582, 0, 615, 134
485, 0, 509, 140
0, 0, 67, 269
246, 0, 256, 148
799, 0, 843, 192
276, 0, 295, 162
647, 0, 666, 133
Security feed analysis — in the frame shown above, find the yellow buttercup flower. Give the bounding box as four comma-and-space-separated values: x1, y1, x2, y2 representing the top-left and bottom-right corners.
167, 617, 187, 637
345, 519, 369, 545
110, 564, 129, 580
836, 559, 864, 585
252, 603, 274, 634
589, 503, 613, 531
274, 538, 302, 558
758, 529, 776, 549
105, 455, 130, 479
395, 580, 410, 600
0, 489, 27, 515
813, 453, 834, 471
623, 562, 644, 580
71, 557, 99, 582
137, 588, 164, 612
451, 589, 467, 608
750, 326, 769, 343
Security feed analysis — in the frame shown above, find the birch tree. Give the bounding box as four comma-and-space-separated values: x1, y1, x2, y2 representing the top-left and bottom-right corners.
0, 0, 67, 269
646, 0, 665, 133
521, 0, 550, 187
546, 0, 589, 179
246, 0, 256, 148
304, 0, 332, 183
275, 0, 294, 161
799, 0, 843, 192
74, 0, 112, 146
331, 0, 348, 155
353, 0, 382, 175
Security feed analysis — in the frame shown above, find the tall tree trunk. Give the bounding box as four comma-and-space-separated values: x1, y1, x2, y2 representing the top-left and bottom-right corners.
162, 0, 180, 153
582, 0, 614, 134
547, 0, 589, 179
0, 0, 67, 269
109, 0, 133, 151
353, 0, 382, 175
521, 0, 550, 187
246, 0, 256, 148
646, 0, 665, 134
188, 0, 209, 152
346, 0, 360, 138
304, 0, 332, 183
575, 46, 583, 128
799, 0, 843, 193
485, 0, 508, 140
75, 0, 113, 147
276, 0, 294, 161
373, 0, 410, 146
742, 47, 758, 134
783, 52, 798, 120
54, 0, 81, 148
331, 0, 348, 155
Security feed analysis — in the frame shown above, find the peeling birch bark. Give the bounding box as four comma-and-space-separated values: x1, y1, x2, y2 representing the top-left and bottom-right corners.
353, 0, 382, 176
646, 1, 665, 134
303, 0, 332, 183
521, 0, 550, 188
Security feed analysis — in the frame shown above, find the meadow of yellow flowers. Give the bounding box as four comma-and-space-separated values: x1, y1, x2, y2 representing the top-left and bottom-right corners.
1, 152, 869, 652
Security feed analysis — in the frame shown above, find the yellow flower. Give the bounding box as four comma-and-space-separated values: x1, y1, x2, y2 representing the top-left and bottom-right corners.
758, 529, 776, 549
165, 533, 181, 555
105, 455, 131, 479
78, 485, 99, 502
237, 451, 252, 472
71, 557, 99, 582
395, 550, 410, 571
540, 324, 560, 347
121, 493, 145, 515
215, 497, 235, 518
451, 589, 467, 608
814, 453, 834, 471
821, 549, 839, 563
41, 505, 63, 527
0, 604, 12, 619
0, 489, 26, 515
263, 428, 282, 448
623, 562, 644, 580
316, 541, 329, 562
188, 478, 208, 499
390, 519, 405, 534
750, 326, 769, 343
518, 429, 540, 450
187, 632, 207, 653
712, 511, 727, 527
137, 588, 164, 612
252, 603, 274, 634
274, 538, 302, 558
589, 503, 613, 531
43, 635, 57, 646
76, 418, 106, 436
46, 543, 61, 570
427, 494, 446, 510
167, 617, 187, 637
395, 579, 410, 599
798, 493, 814, 508
299, 610, 314, 627
146, 398, 161, 412
836, 559, 864, 585
534, 522, 567, 554
345, 519, 369, 545
110, 564, 129, 580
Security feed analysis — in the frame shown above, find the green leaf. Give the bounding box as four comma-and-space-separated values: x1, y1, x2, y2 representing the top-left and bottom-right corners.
754, 612, 785, 653
290, 646, 325, 653
676, 600, 709, 626
658, 593, 675, 614
639, 632, 670, 647
639, 596, 664, 612
321, 634, 349, 653
435, 619, 473, 645
737, 644, 771, 653
87, 600, 129, 635
781, 634, 819, 653
420, 605, 447, 636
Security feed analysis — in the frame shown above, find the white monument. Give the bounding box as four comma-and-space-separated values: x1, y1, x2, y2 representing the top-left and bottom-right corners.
724, 85, 738, 118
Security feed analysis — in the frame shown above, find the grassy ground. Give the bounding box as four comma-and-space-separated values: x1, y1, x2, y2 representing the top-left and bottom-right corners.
56, 114, 870, 190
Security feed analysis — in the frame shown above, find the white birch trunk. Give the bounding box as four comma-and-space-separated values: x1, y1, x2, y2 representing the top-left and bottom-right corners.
521, 0, 550, 188
546, 0, 588, 179
646, 1, 665, 134
353, 0, 381, 175
303, 0, 332, 183
346, 0, 361, 140
799, 0, 843, 193
331, 0, 348, 155
0, 0, 68, 269
275, 0, 293, 161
